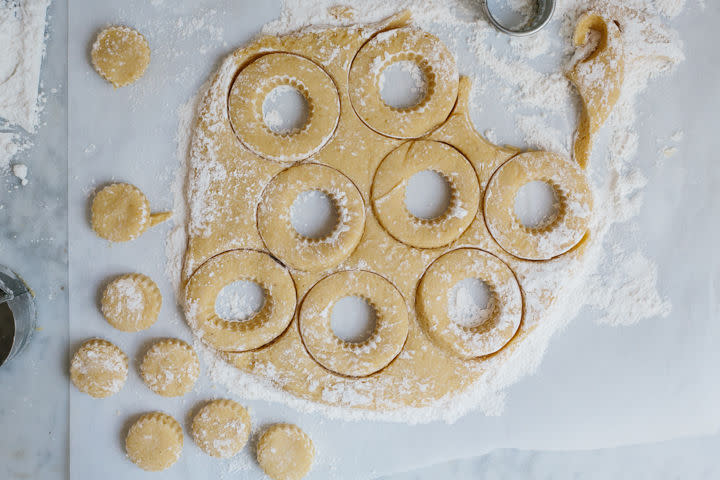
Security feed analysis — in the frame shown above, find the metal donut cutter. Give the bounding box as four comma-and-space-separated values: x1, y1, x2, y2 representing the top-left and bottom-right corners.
0, 265, 36, 368
481, 0, 556, 36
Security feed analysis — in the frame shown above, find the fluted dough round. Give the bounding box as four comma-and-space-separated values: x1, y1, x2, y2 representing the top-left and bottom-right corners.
349, 26, 458, 139
299, 270, 408, 377
184, 249, 297, 352
126, 412, 183, 471
371, 140, 480, 249
257, 163, 366, 271
140, 338, 199, 397
257, 424, 315, 480
228, 53, 340, 163
90, 183, 170, 242
101, 273, 161, 332
70, 338, 128, 398
191, 399, 251, 458
91, 26, 150, 88
416, 248, 523, 359
484, 151, 593, 260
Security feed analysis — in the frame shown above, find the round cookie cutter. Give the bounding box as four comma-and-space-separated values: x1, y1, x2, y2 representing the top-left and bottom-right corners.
481, 0, 555, 36
0, 265, 36, 368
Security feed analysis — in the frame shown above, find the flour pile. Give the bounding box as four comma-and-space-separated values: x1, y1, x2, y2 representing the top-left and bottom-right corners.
167, 0, 686, 423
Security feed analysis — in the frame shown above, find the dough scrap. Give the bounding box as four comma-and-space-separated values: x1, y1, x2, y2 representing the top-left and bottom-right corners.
91, 26, 150, 88
349, 26, 458, 138
140, 338, 199, 397
257, 424, 315, 480
191, 399, 251, 458
371, 140, 480, 249
125, 412, 183, 471
70, 338, 128, 398
228, 53, 340, 163
298, 270, 409, 377
184, 249, 297, 352
567, 13, 624, 169
101, 273, 161, 332
91, 183, 171, 242
257, 163, 366, 271
483, 151, 593, 261
416, 248, 523, 359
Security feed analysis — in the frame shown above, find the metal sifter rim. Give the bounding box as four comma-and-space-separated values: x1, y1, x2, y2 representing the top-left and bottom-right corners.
481, 0, 556, 36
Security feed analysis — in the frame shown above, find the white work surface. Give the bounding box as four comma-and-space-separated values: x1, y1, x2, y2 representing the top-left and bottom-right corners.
3, 0, 719, 479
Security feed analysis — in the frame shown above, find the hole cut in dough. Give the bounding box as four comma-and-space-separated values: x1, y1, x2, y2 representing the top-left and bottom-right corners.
379, 60, 428, 110
184, 249, 297, 352
298, 270, 408, 377
91, 26, 150, 88
513, 180, 561, 230
448, 278, 495, 329
140, 338, 200, 397
125, 412, 183, 471
214, 280, 266, 322
191, 399, 251, 459
70, 338, 128, 398
228, 53, 340, 163
404, 169, 453, 220
101, 273, 161, 332
416, 248, 522, 359
330, 296, 378, 344
290, 190, 340, 241
257, 423, 315, 480
262, 85, 311, 135
484, 151, 592, 261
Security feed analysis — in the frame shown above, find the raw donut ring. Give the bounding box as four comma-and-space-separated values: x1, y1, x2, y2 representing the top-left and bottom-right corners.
348, 26, 458, 139
257, 163, 365, 272
484, 151, 593, 261
298, 270, 408, 377
184, 249, 297, 352
416, 248, 523, 359
228, 53, 340, 163
371, 140, 480, 249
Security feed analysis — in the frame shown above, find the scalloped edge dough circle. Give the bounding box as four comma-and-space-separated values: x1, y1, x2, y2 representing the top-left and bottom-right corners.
140, 338, 200, 397
416, 248, 523, 359
91, 26, 150, 88
101, 273, 162, 332
184, 249, 297, 352
125, 412, 183, 471
484, 151, 593, 261
299, 270, 409, 377
91, 183, 150, 242
228, 53, 340, 163
257, 163, 366, 272
349, 26, 459, 139
191, 399, 251, 458
257, 424, 315, 480
371, 140, 480, 249
70, 338, 128, 398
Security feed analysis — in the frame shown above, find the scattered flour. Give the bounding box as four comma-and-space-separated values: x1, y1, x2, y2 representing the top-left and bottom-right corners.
12, 163, 29, 186
166, 0, 685, 423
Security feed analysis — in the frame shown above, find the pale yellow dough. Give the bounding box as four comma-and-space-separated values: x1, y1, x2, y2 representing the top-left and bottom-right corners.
184, 249, 297, 352
101, 273, 161, 332
140, 338, 200, 397
191, 399, 251, 458
257, 163, 366, 271
125, 412, 183, 471
182, 12, 621, 413
70, 338, 128, 398
91, 183, 170, 242
257, 424, 315, 480
91, 26, 150, 88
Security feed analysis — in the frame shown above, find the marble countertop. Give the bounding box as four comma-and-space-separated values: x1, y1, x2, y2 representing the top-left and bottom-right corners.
1, 1, 719, 479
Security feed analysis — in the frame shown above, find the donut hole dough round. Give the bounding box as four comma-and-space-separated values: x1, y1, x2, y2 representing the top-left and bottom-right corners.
184, 249, 297, 352
191, 399, 251, 458
91, 26, 150, 88
90, 183, 170, 242
298, 270, 409, 377
257, 423, 315, 480
349, 26, 458, 139
484, 151, 593, 261
70, 338, 128, 398
371, 140, 480, 249
416, 248, 523, 359
228, 53, 340, 163
140, 338, 200, 397
257, 164, 366, 272
126, 412, 183, 471
101, 273, 161, 332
